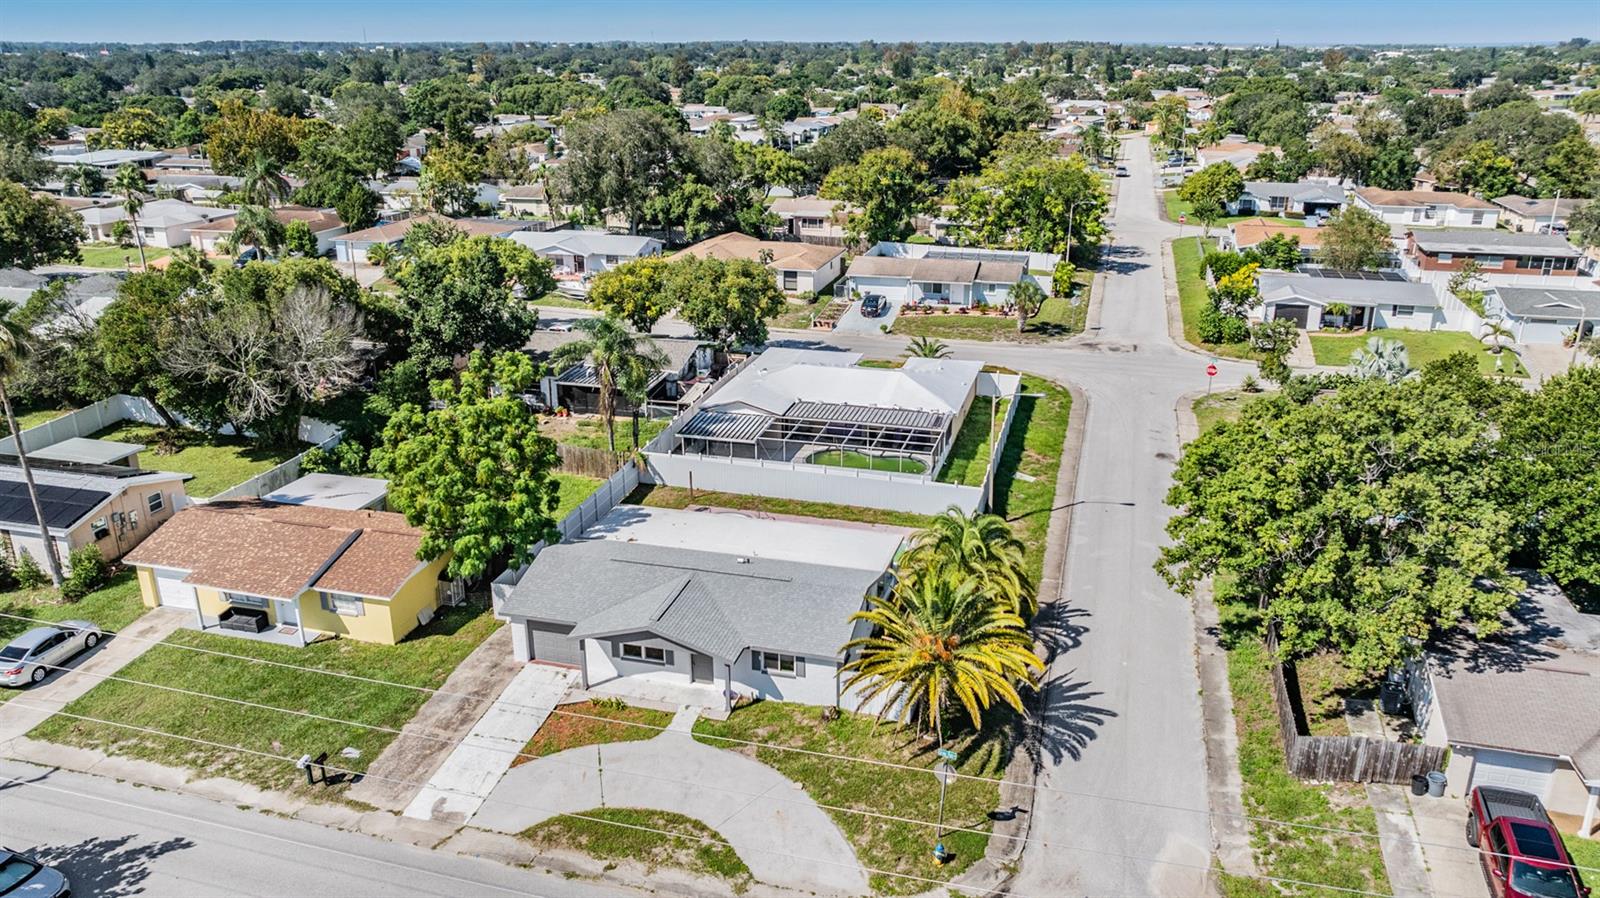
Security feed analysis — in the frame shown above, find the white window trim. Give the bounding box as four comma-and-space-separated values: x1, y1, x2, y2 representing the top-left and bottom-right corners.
760, 651, 800, 677
318, 591, 365, 617
147, 491, 164, 514
621, 642, 668, 664
225, 592, 269, 609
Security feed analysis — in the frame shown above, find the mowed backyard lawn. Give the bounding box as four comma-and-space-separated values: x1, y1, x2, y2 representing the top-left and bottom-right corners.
3, 407, 74, 435
90, 423, 301, 498
0, 572, 148, 706
1309, 329, 1527, 376
890, 269, 1091, 342
30, 605, 502, 794
693, 701, 1010, 894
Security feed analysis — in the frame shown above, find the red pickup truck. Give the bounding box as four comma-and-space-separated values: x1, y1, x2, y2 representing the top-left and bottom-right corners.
1466, 786, 1591, 898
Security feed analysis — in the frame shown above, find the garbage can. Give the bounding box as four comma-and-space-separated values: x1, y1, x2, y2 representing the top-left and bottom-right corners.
1410, 774, 1429, 796
1427, 771, 1447, 798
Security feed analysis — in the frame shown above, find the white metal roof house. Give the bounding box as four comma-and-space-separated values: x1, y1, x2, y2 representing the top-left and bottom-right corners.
843, 241, 1058, 309
47, 149, 168, 170
641, 348, 1021, 515
1226, 180, 1346, 218
497, 504, 908, 714
1406, 577, 1600, 837
508, 230, 664, 280
1256, 270, 1442, 332
1485, 286, 1600, 345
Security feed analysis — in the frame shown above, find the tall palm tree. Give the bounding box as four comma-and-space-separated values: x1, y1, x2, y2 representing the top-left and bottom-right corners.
550, 316, 670, 452
1010, 280, 1047, 335
905, 336, 952, 359
841, 576, 1041, 740
238, 150, 291, 208
231, 204, 285, 264
66, 164, 107, 197
111, 164, 148, 269
0, 303, 64, 587
901, 507, 1033, 616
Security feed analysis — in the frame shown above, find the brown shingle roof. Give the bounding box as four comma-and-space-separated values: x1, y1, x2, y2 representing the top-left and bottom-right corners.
126, 500, 426, 600
677, 232, 843, 273
338, 213, 525, 245
1354, 188, 1497, 211
1230, 218, 1324, 250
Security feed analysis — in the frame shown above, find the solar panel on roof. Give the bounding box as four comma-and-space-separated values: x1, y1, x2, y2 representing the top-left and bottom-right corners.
0, 480, 110, 529
1300, 268, 1406, 282
924, 249, 1031, 264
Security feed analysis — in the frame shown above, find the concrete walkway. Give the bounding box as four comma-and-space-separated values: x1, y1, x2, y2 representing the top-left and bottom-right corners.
0, 606, 185, 746
403, 663, 575, 824
832, 298, 898, 335
469, 730, 868, 896
349, 625, 524, 813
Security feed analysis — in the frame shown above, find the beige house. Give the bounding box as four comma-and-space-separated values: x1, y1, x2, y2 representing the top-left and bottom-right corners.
1490, 195, 1592, 234
0, 439, 189, 570
767, 195, 858, 243
188, 206, 347, 257
677, 232, 844, 295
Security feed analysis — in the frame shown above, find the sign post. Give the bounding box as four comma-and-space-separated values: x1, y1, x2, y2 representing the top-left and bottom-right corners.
933, 757, 958, 865
1206, 359, 1218, 395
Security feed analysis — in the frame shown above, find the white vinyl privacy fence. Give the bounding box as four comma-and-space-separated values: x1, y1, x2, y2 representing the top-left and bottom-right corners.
1, 393, 343, 501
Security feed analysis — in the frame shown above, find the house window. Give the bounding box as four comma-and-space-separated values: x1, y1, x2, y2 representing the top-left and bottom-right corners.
1390, 305, 1416, 316
147, 492, 164, 515
226, 593, 269, 609
1410, 209, 1424, 222
782, 270, 798, 290
604, 255, 620, 265
620, 643, 667, 664
91, 518, 110, 540
1470, 211, 1485, 225
318, 591, 365, 617
1480, 255, 1504, 267
759, 652, 800, 677
1437, 253, 1453, 263
920, 282, 947, 295
799, 217, 824, 229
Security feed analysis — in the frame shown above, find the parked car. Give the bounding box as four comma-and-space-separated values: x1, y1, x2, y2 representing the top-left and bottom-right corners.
1115, 166, 1129, 177
1466, 786, 1590, 898
860, 294, 884, 318
0, 847, 70, 896
0, 623, 102, 688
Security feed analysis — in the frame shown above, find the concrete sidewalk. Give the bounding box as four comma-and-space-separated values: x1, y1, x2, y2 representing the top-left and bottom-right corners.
403, 663, 574, 824
470, 732, 867, 895
0, 607, 186, 746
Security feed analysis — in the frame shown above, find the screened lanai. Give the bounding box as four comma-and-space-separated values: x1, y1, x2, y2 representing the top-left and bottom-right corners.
675, 400, 952, 473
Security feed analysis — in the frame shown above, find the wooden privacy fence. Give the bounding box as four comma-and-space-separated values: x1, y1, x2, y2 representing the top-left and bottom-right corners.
1265, 625, 1445, 784
555, 444, 631, 478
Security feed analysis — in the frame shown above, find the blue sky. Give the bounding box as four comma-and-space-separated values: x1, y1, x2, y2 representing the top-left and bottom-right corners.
3, 0, 1597, 45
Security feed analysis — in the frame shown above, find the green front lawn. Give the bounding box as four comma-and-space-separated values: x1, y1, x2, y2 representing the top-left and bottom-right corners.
30, 605, 501, 793
992, 376, 1072, 590
937, 397, 1010, 487
1309, 330, 1527, 376
530, 291, 591, 311
804, 449, 927, 475
515, 699, 673, 764
1191, 390, 1257, 435
891, 311, 1018, 340
693, 701, 1008, 894
1563, 833, 1600, 874
3, 407, 73, 435
1218, 627, 1391, 898
627, 485, 935, 530
521, 808, 751, 887
75, 243, 171, 269
1173, 236, 1254, 360
0, 572, 149, 705
768, 297, 824, 330
552, 472, 604, 518
89, 423, 301, 498
1163, 192, 1297, 228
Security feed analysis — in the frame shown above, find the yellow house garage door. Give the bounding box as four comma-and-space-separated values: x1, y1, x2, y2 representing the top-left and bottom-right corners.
153, 568, 199, 611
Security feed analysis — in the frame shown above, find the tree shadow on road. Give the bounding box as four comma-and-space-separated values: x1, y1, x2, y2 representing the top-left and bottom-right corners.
1033, 602, 1090, 665
30, 834, 196, 897
1025, 674, 1117, 766
1099, 244, 1150, 275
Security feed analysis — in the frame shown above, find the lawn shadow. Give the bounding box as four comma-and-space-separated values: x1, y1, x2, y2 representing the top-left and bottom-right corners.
30, 833, 196, 897
987, 395, 1036, 520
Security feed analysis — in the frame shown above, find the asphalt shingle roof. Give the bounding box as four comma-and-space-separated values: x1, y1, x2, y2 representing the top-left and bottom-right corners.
1409, 229, 1580, 257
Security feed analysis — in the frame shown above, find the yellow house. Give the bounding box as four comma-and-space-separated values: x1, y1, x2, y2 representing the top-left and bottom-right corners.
125, 500, 454, 646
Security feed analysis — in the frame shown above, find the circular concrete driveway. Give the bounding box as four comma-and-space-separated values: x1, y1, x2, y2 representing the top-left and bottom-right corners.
468, 730, 868, 896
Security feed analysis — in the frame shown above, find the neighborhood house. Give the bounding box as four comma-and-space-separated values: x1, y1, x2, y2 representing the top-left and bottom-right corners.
1485, 286, 1600, 345
77, 199, 237, 247
677, 232, 844, 294
126, 501, 455, 646
1256, 270, 1441, 332
842, 241, 1056, 309
509, 230, 665, 279
498, 504, 907, 714
1352, 188, 1500, 229
1225, 180, 1346, 218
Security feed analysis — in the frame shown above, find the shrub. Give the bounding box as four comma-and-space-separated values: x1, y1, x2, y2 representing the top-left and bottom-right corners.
60, 546, 109, 601
1203, 249, 1247, 279
0, 555, 16, 591
1052, 259, 1078, 297
1197, 302, 1249, 344
14, 553, 47, 589
1241, 374, 1262, 393
298, 446, 335, 474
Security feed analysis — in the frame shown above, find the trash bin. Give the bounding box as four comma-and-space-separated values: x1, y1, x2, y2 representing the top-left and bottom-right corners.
1411, 774, 1429, 796
1427, 771, 1447, 798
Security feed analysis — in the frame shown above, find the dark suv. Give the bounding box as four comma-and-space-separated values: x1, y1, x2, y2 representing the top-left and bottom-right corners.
860, 295, 884, 317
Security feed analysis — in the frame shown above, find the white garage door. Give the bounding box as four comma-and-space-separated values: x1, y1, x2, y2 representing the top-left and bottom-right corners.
1517, 319, 1575, 345
1468, 749, 1557, 799
153, 569, 198, 611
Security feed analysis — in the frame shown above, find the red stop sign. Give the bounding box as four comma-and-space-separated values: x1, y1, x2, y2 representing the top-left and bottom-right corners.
1180, 214, 1187, 223
1206, 363, 1218, 377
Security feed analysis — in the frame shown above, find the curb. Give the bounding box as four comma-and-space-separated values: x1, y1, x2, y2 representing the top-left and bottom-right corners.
1174, 393, 1258, 880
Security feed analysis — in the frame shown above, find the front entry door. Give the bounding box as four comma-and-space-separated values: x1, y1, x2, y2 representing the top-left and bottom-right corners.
690, 653, 713, 684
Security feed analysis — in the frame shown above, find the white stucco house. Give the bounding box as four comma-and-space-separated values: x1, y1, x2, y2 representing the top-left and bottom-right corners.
509, 230, 664, 278
498, 505, 908, 714
841, 241, 1058, 309
78, 199, 236, 247
1484, 286, 1600, 345
1256, 270, 1443, 332
1352, 188, 1500, 229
